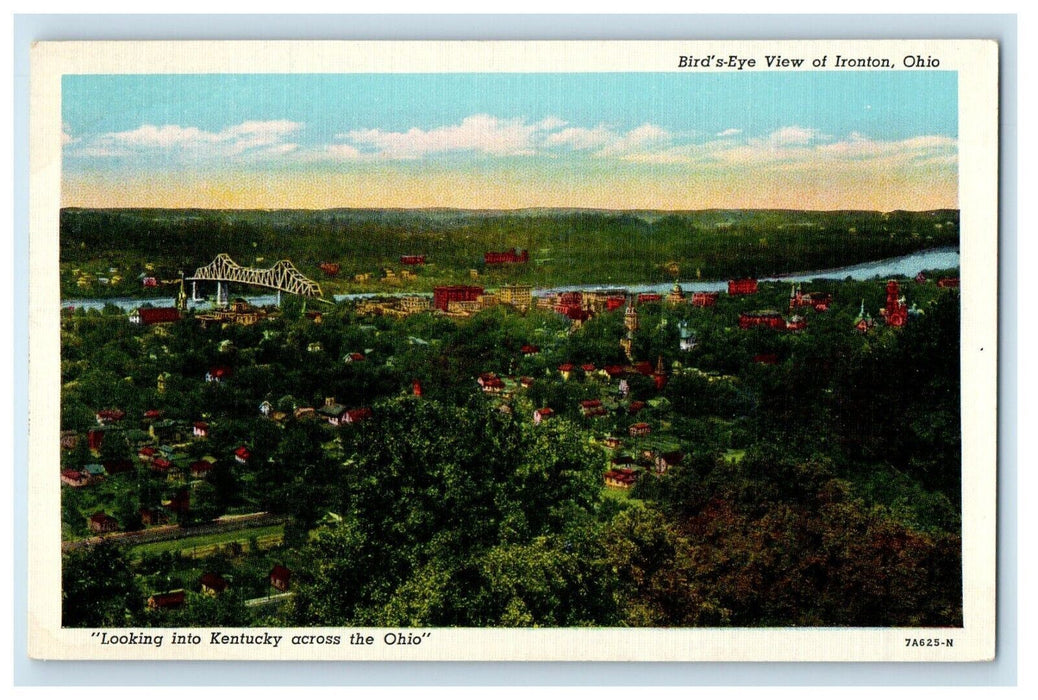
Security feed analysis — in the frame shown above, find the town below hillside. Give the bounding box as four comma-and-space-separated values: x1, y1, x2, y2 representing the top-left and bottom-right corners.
61, 259, 962, 628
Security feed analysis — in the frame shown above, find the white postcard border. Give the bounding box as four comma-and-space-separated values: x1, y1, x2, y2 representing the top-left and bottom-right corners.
28, 38, 999, 662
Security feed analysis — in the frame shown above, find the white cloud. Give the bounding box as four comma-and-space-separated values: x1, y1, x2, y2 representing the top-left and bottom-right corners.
329, 115, 675, 162
340, 114, 566, 159
70, 120, 304, 161
766, 125, 826, 147
68, 115, 957, 178
609, 127, 956, 171
543, 125, 614, 150
596, 123, 672, 157
320, 143, 363, 160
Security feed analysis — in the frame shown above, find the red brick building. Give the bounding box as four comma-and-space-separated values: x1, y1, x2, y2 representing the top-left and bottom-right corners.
129, 307, 182, 325
691, 292, 719, 307
484, 249, 529, 265
400, 255, 426, 265
738, 311, 787, 330
433, 285, 484, 311
728, 279, 759, 295
789, 284, 832, 312
882, 280, 909, 327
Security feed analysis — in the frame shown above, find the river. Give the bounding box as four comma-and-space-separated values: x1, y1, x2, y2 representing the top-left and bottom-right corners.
62, 246, 959, 312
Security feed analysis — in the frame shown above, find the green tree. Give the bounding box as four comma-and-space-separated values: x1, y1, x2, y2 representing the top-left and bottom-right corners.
62, 544, 142, 627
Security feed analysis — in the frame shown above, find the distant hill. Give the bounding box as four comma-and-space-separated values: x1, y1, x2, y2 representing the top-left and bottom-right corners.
59, 208, 959, 299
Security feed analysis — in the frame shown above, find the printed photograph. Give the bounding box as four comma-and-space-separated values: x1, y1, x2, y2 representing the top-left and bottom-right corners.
57, 67, 964, 631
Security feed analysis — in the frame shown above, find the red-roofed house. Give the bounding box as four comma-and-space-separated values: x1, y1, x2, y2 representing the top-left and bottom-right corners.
691, 291, 720, 307
200, 573, 229, 596
629, 422, 651, 437
88, 512, 120, 533
580, 399, 607, 417
654, 451, 684, 474
478, 373, 505, 393
344, 407, 373, 424
148, 590, 186, 610
143, 409, 164, 420
61, 470, 90, 487
95, 409, 125, 425
533, 407, 554, 424
150, 457, 173, 474
604, 468, 638, 489
190, 461, 214, 478
234, 446, 251, 465
400, 255, 426, 266
193, 422, 209, 438
138, 446, 157, 462
270, 565, 292, 592
558, 363, 574, 381
520, 344, 540, 355
628, 401, 645, 415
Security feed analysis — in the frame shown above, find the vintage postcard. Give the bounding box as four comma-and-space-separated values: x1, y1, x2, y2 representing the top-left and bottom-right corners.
28, 39, 998, 661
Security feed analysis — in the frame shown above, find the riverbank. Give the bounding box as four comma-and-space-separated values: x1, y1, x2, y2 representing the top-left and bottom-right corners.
61, 247, 959, 312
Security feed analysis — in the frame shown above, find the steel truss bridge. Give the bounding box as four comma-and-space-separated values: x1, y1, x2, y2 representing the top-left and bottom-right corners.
187, 254, 324, 303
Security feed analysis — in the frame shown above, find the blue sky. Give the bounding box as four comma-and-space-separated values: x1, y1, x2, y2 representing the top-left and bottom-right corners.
62, 71, 958, 210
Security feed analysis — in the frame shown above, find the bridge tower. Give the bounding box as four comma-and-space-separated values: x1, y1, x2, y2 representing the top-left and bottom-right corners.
176, 272, 188, 312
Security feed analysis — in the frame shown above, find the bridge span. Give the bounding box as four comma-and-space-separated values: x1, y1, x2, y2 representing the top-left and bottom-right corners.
186, 254, 323, 305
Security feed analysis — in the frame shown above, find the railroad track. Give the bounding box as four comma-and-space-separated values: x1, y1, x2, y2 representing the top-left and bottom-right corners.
61, 512, 287, 553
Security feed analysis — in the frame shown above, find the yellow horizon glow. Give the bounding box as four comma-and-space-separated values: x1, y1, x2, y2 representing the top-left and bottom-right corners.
62, 167, 958, 212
